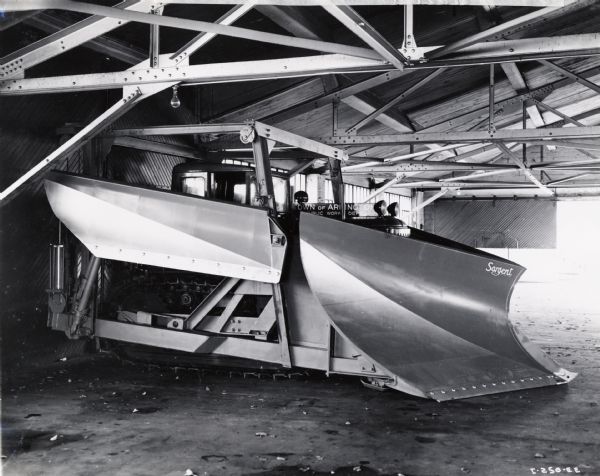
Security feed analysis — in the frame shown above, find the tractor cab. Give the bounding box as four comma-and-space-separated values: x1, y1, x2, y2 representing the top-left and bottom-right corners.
172, 163, 290, 213
172, 163, 412, 237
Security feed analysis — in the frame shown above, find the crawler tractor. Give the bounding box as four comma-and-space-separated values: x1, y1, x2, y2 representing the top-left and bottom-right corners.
44, 131, 575, 401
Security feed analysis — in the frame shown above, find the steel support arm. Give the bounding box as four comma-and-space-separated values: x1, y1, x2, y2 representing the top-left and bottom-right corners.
186, 278, 240, 330
547, 173, 591, 185
1, 0, 380, 61
110, 122, 347, 162
538, 59, 600, 96
252, 136, 277, 211
441, 168, 522, 183
149, 6, 162, 68
390, 180, 524, 190
342, 161, 518, 175
399, 37, 600, 69
254, 122, 348, 161
271, 283, 292, 368
255, 2, 447, 167
288, 159, 316, 177
386, 144, 463, 163
532, 99, 584, 127
4, 1, 579, 6
527, 141, 600, 152
426, 1, 582, 59
342, 143, 463, 171
427, 34, 600, 67
0, 89, 144, 201
95, 318, 284, 364
328, 158, 345, 208
279, 70, 407, 121
318, 125, 600, 146
70, 255, 101, 337
5, 36, 596, 94
0, 73, 178, 201
411, 189, 449, 213
254, 4, 415, 138
340, 95, 415, 134
24, 12, 147, 65
496, 143, 553, 195
346, 68, 446, 134
112, 136, 205, 160
360, 176, 403, 203
0, 53, 388, 94
108, 123, 246, 136
322, 4, 406, 69
0, 0, 155, 78
401, 4, 416, 56
170, 2, 256, 64
22, 3, 250, 67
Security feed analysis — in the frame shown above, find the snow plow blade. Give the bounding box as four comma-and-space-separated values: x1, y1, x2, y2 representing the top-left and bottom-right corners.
43, 172, 575, 401
44, 172, 287, 283
299, 212, 576, 401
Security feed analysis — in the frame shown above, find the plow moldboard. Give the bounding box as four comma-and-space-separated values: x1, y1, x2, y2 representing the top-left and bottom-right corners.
299, 212, 575, 400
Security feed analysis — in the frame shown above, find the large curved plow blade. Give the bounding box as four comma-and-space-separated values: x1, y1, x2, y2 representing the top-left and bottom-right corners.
44, 172, 287, 283
299, 212, 575, 401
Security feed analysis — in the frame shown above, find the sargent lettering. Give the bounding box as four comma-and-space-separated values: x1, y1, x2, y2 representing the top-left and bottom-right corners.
486, 262, 514, 277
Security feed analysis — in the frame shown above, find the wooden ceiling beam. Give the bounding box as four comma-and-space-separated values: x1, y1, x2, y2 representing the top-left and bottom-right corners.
539, 59, 600, 96
255, 5, 327, 41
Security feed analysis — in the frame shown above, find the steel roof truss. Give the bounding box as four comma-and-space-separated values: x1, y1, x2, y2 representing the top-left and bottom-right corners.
322, 3, 406, 69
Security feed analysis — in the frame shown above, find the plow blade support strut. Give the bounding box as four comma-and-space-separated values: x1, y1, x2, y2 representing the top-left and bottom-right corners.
299, 213, 575, 401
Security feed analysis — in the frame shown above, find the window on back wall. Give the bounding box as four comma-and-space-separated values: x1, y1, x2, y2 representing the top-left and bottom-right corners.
557, 200, 600, 273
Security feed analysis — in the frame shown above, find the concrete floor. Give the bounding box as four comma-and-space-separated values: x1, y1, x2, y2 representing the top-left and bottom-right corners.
2, 280, 599, 476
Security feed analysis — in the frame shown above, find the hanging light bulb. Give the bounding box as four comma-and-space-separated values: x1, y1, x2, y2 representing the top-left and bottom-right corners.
170, 85, 181, 109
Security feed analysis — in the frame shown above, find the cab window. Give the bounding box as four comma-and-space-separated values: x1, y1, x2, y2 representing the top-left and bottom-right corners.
249, 177, 289, 211
180, 173, 207, 197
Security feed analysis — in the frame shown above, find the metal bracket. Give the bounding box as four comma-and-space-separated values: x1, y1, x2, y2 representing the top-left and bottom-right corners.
270, 234, 286, 247
255, 122, 348, 162
149, 6, 163, 68
240, 124, 256, 144
271, 283, 292, 368
488, 64, 496, 133
400, 5, 426, 62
